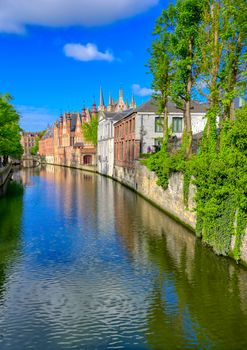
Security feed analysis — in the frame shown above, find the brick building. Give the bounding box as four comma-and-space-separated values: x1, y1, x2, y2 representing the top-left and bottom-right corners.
21, 132, 39, 155
40, 104, 97, 169
114, 99, 208, 168
39, 126, 54, 163
114, 112, 140, 168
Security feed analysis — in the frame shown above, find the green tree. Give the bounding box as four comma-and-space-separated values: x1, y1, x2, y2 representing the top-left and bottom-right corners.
169, 0, 204, 157
0, 94, 23, 160
220, 0, 247, 121
81, 115, 98, 146
148, 9, 175, 148
30, 130, 46, 155
145, 0, 247, 261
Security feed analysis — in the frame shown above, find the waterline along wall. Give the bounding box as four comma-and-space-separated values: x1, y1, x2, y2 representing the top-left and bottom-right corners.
113, 162, 247, 266
42, 157, 247, 265
113, 162, 196, 230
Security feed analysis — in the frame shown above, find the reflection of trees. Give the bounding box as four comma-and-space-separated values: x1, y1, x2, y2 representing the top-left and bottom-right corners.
146, 231, 247, 349
146, 236, 186, 349
0, 181, 23, 295
113, 183, 247, 348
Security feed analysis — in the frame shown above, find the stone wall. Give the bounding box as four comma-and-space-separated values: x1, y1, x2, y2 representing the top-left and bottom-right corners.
0, 163, 12, 187
113, 162, 196, 230
113, 162, 247, 266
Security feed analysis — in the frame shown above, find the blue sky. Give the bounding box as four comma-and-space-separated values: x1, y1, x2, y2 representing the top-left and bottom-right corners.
0, 0, 170, 131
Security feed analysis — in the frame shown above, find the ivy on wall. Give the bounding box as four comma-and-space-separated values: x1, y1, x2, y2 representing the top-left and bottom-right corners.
143, 105, 247, 261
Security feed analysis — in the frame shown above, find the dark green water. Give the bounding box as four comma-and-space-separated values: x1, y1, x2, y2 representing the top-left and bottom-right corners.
0, 166, 247, 350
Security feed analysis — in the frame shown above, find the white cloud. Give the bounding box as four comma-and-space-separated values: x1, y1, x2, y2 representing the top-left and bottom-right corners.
64, 43, 114, 62
132, 84, 153, 97
0, 0, 159, 33
16, 105, 59, 131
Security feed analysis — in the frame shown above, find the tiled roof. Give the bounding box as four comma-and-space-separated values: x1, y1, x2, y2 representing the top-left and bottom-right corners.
103, 109, 134, 121
135, 99, 209, 113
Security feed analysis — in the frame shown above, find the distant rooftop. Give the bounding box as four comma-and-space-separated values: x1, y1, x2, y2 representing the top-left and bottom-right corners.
135, 99, 209, 113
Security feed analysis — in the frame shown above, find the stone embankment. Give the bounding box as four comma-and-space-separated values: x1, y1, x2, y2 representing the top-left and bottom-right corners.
113, 162, 196, 231
42, 156, 247, 265
113, 162, 247, 266
0, 163, 12, 187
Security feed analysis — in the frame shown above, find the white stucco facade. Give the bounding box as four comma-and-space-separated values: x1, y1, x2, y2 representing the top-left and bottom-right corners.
97, 111, 131, 177
97, 114, 114, 177
135, 111, 207, 154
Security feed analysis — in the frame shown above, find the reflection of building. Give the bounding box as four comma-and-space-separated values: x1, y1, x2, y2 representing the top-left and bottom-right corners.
21, 132, 39, 155
114, 99, 208, 168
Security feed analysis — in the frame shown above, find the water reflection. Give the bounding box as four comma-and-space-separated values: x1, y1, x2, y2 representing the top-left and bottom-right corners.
0, 179, 23, 297
0, 166, 247, 349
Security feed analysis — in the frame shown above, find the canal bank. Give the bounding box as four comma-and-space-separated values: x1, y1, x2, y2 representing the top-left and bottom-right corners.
42, 159, 247, 266
0, 163, 12, 187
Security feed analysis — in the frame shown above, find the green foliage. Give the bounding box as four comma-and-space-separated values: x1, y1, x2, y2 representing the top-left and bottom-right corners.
30, 130, 45, 155
30, 139, 39, 155
145, 145, 170, 189
145, 142, 186, 189
146, 0, 247, 262
0, 94, 23, 159
81, 115, 98, 146
146, 106, 247, 260
192, 106, 247, 257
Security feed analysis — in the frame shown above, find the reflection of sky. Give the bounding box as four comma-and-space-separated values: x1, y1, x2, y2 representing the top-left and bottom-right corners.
1, 167, 247, 349
0, 169, 155, 349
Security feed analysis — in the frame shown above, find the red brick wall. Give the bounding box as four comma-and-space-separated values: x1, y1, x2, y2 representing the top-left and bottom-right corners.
39, 137, 54, 156
114, 114, 140, 168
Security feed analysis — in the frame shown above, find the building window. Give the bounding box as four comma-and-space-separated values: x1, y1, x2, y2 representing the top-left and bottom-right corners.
155, 117, 163, 133
172, 117, 183, 133
83, 155, 92, 165
154, 138, 162, 152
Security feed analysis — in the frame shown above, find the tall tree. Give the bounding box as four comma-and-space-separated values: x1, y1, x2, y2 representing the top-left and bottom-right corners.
197, 0, 227, 152
168, 0, 204, 157
220, 0, 247, 121
0, 94, 23, 161
197, 0, 247, 151
148, 9, 174, 148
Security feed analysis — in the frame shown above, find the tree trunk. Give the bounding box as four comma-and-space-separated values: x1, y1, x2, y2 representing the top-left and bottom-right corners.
183, 39, 193, 158
163, 103, 169, 147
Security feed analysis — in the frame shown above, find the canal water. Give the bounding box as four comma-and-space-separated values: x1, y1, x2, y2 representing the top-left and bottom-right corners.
0, 166, 247, 350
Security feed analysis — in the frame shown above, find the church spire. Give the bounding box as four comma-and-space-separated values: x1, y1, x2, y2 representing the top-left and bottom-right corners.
100, 86, 105, 106
107, 93, 114, 112
119, 87, 123, 99
130, 93, 136, 109
98, 86, 106, 112
108, 93, 112, 106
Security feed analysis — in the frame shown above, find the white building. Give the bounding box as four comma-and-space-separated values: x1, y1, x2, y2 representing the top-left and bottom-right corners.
97, 109, 133, 177
133, 99, 208, 153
